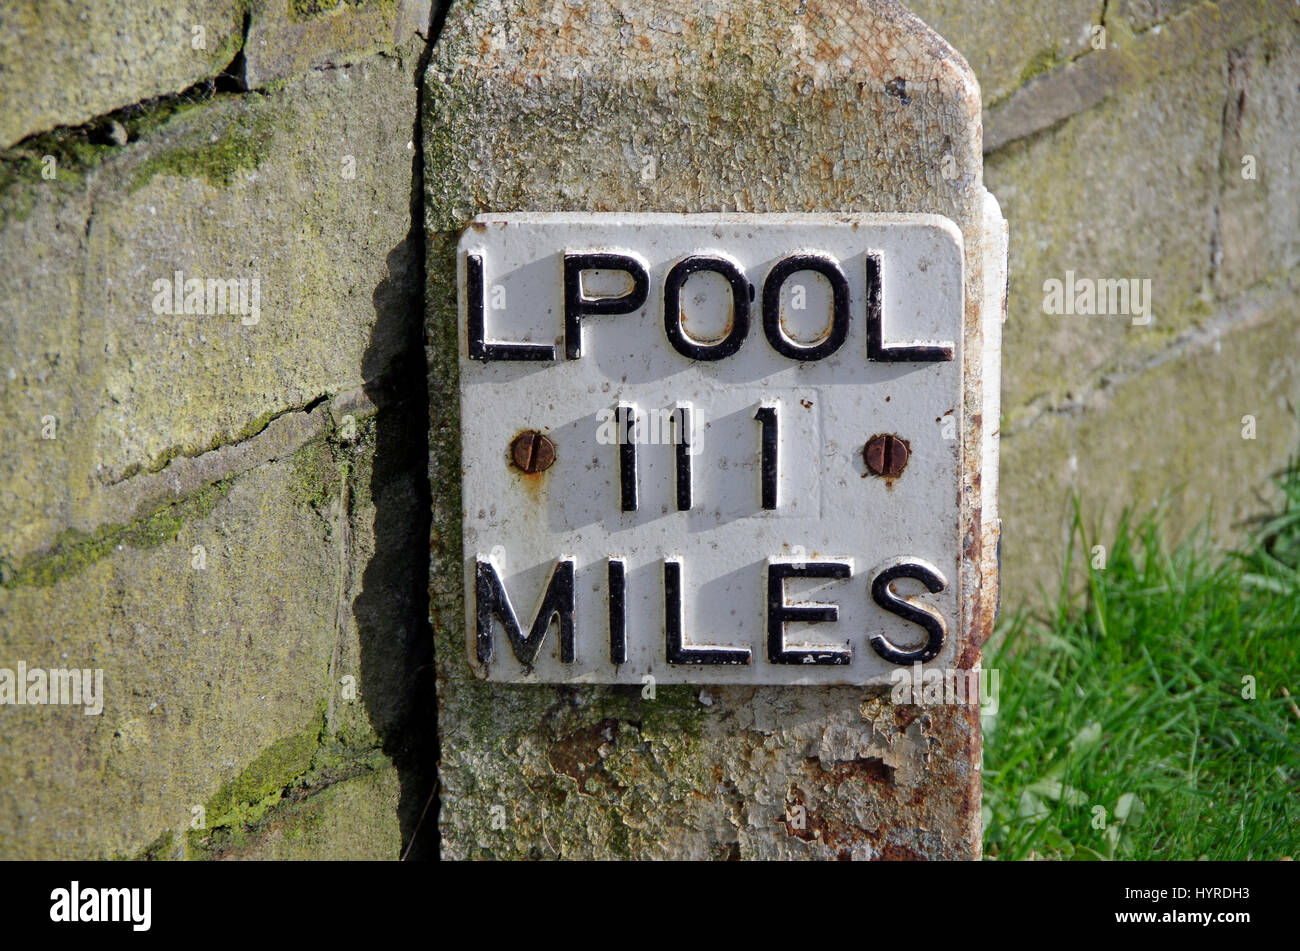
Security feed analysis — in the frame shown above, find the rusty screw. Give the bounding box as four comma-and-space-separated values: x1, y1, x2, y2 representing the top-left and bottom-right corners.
863, 434, 910, 479
510, 430, 556, 474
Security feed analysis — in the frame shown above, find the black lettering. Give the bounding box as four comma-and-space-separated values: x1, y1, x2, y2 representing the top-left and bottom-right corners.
674, 404, 692, 511
761, 254, 850, 361
618, 403, 637, 512
563, 252, 649, 359
608, 558, 627, 664
865, 253, 954, 362
767, 561, 852, 665
663, 255, 750, 361
664, 559, 751, 665
869, 560, 947, 665
465, 253, 556, 361
475, 558, 576, 666
755, 404, 779, 510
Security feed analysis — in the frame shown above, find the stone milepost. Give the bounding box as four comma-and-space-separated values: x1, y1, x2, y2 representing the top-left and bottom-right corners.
427, 0, 1007, 859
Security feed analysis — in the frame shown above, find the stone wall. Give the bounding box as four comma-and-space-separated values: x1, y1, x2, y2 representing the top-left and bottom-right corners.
1, 0, 439, 860
945, 0, 1300, 603
1, 0, 1296, 859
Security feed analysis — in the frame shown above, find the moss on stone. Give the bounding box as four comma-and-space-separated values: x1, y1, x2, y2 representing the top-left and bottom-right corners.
207, 729, 318, 817
0, 82, 243, 226
1, 477, 235, 589
195, 710, 326, 842
289, 436, 347, 513
195, 764, 403, 859
1019, 45, 1065, 86
0, 134, 107, 219
133, 829, 176, 861
0, 83, 231, 204
189, 720, 402, 858
129, 106, 277, 193
584, 684, 709, 738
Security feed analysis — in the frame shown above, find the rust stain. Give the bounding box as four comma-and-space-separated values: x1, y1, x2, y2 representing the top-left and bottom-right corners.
776, 789, 861, 849
876, 843, 926, 861
806, 754, 899, 796
510, 429, 556, 474
679, 300, 735, 343
863, 433, 910, 479
893, 704, 923, 731
516, 469, 546, 506
547, 718, 625, 797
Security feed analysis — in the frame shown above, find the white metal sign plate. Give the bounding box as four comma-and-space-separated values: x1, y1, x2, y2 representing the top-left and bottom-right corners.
458, 212, 965, 684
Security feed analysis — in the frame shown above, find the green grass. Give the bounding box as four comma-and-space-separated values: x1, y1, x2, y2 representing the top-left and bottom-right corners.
983, 463, 1300, 860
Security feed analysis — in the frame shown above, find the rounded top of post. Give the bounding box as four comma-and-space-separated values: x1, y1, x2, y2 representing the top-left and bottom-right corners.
432, 0, 980, 115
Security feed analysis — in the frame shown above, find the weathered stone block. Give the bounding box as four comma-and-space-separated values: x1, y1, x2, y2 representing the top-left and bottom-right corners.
982, 0, 1298, 153
243, 0, 432, 88
986, 54, 1225, 426
0, 37, 424, 569
1113, 0, 1200, 33
0, 186, 93, 568
1214, 21, 1300, 298
0, 447, 342, 859
0, 1, 246, 148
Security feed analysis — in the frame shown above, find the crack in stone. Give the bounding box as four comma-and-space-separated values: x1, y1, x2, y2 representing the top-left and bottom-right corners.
1, 34, 253, 163
104, 394, 332, 488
